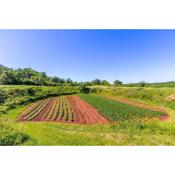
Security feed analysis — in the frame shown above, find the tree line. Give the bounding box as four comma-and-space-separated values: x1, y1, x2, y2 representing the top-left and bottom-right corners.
1, 65, 174, 87
0, 65, 123, 86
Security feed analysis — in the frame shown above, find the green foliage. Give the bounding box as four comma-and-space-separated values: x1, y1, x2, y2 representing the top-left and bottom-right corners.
88, 86, 175, 112
91, 79, 101, 85
79, 94, 165, 121
124, 81, 175, 87
101, 80, 110, 86
0, 89, 7, 103
113, 80, 123, 86
83, 81, 92, 86
0, 85, 79, 115
0, 123, 29, 145
51, 77, 65, 84
79, 85, 90, 94
138, 81, 147, 87
0, 65, 77, 86
66, 78, 73, 84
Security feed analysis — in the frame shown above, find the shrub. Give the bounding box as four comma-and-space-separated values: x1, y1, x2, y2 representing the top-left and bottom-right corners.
80, 85, 90, 94
0, 123, 29, 145
0, 90, 7, 103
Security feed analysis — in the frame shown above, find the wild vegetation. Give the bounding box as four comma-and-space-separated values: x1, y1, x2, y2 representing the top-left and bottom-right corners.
1, 65, 175, 87
89, 86, 175, 111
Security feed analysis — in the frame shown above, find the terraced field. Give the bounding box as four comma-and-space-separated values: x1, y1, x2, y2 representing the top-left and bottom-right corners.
18, 96, 108, 124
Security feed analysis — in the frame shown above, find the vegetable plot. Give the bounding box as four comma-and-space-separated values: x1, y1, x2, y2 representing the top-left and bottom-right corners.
18, 96, 108, 124
79, 94, 167, 121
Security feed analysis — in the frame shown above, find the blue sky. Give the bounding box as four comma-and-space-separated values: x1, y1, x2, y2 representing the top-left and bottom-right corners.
0, 30, 175, 83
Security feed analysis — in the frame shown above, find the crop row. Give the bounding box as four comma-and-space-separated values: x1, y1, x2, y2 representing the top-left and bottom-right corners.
18, 95, 108, 124
19, 96, 75, 122
79, 94, 166, 121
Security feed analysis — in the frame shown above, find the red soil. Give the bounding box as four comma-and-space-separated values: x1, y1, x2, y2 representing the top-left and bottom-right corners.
159, 115, 169, 121
68, 96, 108, 124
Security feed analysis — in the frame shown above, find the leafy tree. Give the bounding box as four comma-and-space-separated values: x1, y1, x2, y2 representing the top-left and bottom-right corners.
0, 65, 67, 86
72, 81, 79, 86
113, 80, 123, 86
91, 79, 101, 85
79, 84, 90, 94
66, 78, 73, 84
51, 77, 62, 84
0, 71, 17, 85
138, 81, 147, 87
101, 80, 110, 86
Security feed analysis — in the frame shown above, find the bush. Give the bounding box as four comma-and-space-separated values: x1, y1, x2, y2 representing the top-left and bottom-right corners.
0, 124, 29, 145
80, 85, 90, 94
0, 90, 7, 103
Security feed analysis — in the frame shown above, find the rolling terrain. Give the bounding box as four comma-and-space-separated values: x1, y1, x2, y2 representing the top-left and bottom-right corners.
1, 85, 175, 145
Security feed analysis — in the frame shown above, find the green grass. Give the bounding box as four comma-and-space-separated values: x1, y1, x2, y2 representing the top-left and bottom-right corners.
89, 86, 175, 104
79, 94, 166, 121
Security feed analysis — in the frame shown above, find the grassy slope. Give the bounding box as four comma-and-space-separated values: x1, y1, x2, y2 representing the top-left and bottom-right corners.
1, 86, 175, 145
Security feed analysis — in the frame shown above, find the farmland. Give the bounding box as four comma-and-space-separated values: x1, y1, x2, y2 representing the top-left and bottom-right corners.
79, 94, 166, 121
1, 85, 175, 146
18, 96, 107, 124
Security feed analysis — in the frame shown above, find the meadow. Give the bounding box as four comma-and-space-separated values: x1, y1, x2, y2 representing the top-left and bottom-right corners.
1, 85, 175, 145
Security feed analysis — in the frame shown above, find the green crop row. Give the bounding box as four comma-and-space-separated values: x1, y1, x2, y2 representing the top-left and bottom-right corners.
79, 94, 166, 121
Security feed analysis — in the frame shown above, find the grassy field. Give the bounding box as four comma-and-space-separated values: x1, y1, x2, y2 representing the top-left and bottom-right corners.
1, 85, 175, 145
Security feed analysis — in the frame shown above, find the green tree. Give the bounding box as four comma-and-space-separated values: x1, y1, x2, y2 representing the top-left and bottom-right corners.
138, 81, 147, 87
101, 80, 110, 86
79, 84, 90, 94
113, 80, 123, 86
91, 79, 101, 85
66, 78, 73, 84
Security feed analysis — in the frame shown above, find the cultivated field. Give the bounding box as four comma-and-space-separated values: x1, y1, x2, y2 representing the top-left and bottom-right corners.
18, 96, 108, 124
18, 94, 166, 125
79, 94, 166, 121
1, 85, 175, 146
